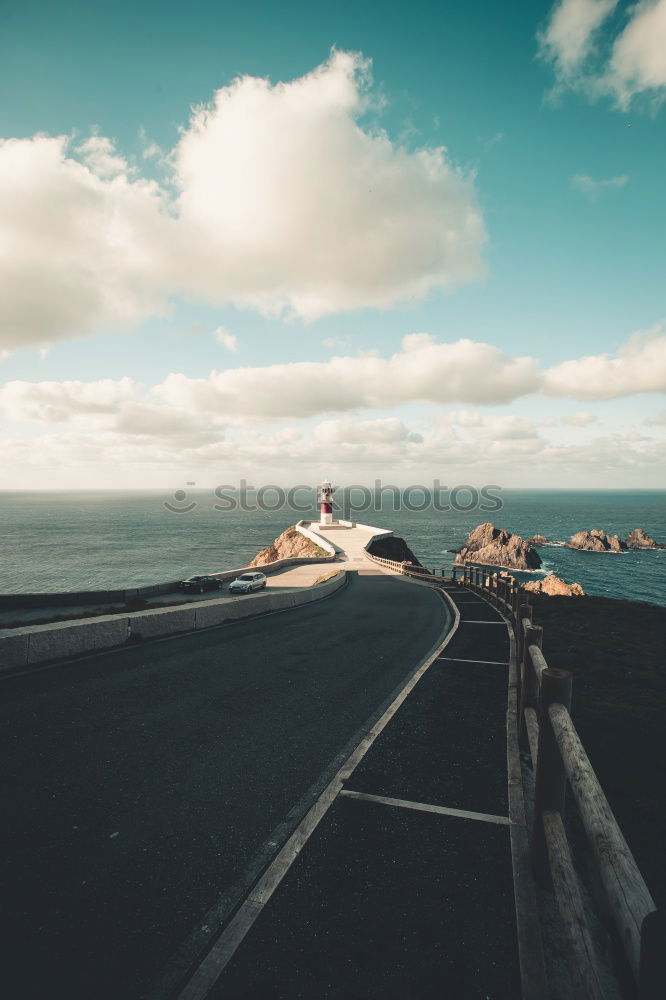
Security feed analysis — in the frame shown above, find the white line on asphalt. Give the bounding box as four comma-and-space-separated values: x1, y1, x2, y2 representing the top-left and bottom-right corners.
175, 589, 461, 1000
437, 656, 509, 666
462, 620, 505, 625
339, 789, 510, 826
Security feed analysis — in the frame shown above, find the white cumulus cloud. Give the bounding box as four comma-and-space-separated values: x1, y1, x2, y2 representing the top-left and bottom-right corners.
543, 324, 666, 398
0, 136, 174, 351
0, 51, 487, 352
538, 0, 666, 107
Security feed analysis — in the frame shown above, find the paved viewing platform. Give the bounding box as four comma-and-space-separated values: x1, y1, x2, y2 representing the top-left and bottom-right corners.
1, 522, 531, 1000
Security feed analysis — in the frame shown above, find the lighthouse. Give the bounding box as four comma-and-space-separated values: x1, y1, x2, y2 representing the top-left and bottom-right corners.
317, 479, 335, 526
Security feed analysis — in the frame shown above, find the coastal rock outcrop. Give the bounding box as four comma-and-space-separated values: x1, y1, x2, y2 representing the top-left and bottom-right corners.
367, 536, 422, 566
527, 534, 549, 547
626, 528, 664, 549
249, 526, 329, 567
523, 575, 585, 597
455, 523, 542, 571
568, 529, 626, 553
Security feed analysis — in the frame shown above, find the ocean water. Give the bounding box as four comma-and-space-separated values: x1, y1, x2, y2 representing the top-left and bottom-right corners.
0, 489, 664, 605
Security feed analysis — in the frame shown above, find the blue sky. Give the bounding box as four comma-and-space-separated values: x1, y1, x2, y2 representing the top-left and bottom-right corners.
1, 0, 665, 487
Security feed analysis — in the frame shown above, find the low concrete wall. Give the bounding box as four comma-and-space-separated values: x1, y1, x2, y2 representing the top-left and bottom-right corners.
129, 606, 197, 641
0, 614, 132, 671
1, 570, 347, 672
0, 541, 336, 611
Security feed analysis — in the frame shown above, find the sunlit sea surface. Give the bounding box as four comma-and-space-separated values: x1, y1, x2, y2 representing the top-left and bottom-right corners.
1, 490, 664, 605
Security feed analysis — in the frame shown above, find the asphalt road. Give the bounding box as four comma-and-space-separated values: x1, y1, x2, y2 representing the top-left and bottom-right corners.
1, 571, 448, 1000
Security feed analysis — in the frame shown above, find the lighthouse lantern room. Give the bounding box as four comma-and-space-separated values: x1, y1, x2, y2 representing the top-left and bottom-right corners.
317, 479, 335, 526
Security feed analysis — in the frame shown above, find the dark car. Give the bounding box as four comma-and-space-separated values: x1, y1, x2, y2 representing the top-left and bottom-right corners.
178, 575, 224, 594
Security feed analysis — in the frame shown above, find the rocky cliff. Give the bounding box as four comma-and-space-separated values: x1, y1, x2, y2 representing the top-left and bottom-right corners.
523, 574, 585, 597
455, 522, 542, 571
568, 529, 626, 553
527, 534, 549, 547
366, 535, 422, 566
249, 526, 330, 567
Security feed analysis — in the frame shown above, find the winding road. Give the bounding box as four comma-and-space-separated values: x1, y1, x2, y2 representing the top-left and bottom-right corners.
1, 569, 449, 1000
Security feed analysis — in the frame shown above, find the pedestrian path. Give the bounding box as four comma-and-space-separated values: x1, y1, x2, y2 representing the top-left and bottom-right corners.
180, 586, 523, 1000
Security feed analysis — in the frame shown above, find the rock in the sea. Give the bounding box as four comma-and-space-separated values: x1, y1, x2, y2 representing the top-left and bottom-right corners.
367, 536, 422, 566
626, 528, 662, 549
527, 534, 548, 547
523, 574, 585, 597
249, 526, 330, 566
455, 522, 542, 571
568, 529, 626, 553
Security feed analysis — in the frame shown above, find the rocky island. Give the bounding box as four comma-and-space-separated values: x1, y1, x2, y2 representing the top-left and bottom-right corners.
568, 529, 626, 552
455, 522, 542, 571
626, 528, 665, 550
523, 574, 585, 597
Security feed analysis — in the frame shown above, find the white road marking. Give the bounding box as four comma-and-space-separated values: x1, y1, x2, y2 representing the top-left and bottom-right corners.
339, 789, 510, 826
176, 590, 460, 1000
437, 656, 509, 666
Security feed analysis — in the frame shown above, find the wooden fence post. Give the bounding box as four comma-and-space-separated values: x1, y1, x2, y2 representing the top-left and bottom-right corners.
531, 667, 573, 885
518, 619, 540, 751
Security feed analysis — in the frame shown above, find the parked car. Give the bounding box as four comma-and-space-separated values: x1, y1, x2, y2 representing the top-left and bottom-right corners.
178, 575, 224, 594
228, 571, 267, 594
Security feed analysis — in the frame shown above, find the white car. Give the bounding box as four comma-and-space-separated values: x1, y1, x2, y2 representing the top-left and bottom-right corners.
228, 571, 267, 594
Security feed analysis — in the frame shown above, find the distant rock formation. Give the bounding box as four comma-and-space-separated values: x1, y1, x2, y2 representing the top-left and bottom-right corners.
527, 534, 549, 547
249, 526, 330, 566
568, 529, 626, 553
367, 536, 422, 566
523, 574, 585, 597
455, 522, 542, 571
626, 528, 664, 549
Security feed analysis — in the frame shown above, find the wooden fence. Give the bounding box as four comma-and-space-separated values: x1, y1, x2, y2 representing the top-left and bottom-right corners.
459, 564, 661, 1000
365, 550, 662, 996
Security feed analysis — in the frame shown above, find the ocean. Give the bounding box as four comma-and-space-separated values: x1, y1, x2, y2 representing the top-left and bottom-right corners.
1, 489, 664, 605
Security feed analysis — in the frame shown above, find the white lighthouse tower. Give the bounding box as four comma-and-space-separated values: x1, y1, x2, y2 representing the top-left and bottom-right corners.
317, 479, 335, 526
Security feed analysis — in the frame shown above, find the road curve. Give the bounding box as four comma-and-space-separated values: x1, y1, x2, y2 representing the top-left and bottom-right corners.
1, 570, 449, 1000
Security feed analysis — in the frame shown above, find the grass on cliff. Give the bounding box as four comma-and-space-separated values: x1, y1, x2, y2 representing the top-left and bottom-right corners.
528, 594, 666, 908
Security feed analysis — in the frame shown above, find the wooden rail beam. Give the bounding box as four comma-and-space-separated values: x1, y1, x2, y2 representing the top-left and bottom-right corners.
542, 809, 606, 1000
549, 703, 656, 984
531, 669, 573, 885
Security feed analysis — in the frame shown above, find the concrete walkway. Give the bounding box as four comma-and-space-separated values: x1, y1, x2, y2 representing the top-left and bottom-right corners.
178, 584, 524, 1000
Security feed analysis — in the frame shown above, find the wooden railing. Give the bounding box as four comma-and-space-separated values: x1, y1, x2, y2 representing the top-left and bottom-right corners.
461, 564, 661, 1000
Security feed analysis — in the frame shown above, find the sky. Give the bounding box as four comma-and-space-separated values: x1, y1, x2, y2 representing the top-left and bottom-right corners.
0, 0, 665, 489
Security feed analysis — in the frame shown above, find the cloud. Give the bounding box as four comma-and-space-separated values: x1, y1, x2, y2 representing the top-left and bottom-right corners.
172, 49, 486, 320
538, 0, 666, 108
214, 327, 239, 352
644, 409, 666, 425
538, 0, 618, 81
570, 173, 628, 198
3, 325, 664, 435
543, 323, 666, 398
0, 51, 487, 352
313, 416, 423, 445
0, 135, 175, 352
607, 0, 666, 107
0, 377, 137, 422
154, 334, 539, 418
563, 410, 597, 425
453, 411, 540, 439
